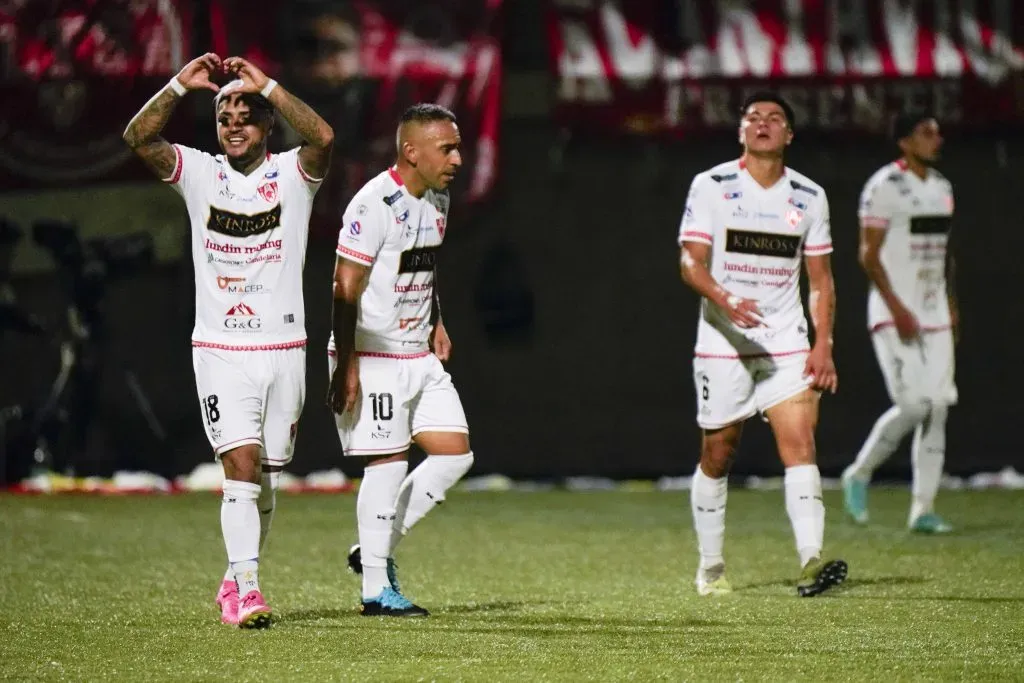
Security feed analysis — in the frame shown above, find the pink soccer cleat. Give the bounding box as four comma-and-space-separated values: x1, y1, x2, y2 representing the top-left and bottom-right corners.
215, 580, 240, 625
237, 590, 272, 629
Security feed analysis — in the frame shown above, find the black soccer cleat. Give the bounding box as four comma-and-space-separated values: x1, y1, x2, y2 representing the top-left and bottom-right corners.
360, 587, 429, 617
797, 558, 848, 597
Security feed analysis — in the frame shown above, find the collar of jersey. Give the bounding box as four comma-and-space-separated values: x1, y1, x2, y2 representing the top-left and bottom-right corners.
737, 158, 790, 193
217, 151, 273, 179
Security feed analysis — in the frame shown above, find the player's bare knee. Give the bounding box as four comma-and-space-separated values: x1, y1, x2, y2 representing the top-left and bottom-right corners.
700, 429, 740, 478
778, 438, 816, 467
415, 430, 470, 455
221, 444, 262, 483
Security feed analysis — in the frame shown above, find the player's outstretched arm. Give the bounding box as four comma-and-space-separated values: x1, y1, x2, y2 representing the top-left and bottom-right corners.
804, 254, 838, 393
123, 53, 223, 179
222, 56, 334, 180
680, 242, 764, 329
328, 258, 370, 415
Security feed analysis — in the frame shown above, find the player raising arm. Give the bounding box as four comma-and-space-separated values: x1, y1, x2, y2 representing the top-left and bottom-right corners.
123, 53, 333, 628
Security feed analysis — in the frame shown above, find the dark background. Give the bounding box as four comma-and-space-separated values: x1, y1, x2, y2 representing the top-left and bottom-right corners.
1, 1, 1021, 482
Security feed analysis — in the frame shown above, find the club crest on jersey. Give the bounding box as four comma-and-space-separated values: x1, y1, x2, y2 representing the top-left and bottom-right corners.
786, 209, 804, 229
436, 216, 446, 238
257, 181, 278, 203
724, 191, 742, 200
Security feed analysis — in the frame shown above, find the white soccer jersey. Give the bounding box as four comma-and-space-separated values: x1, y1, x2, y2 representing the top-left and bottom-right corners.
859, 160, 954, 332
679, 159, 832, 358
168, 145, 322, 350
330, 167, 449, 357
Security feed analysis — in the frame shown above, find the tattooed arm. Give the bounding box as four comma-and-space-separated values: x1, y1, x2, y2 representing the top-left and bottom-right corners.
222, 56, 334, 180
123, 53, 223, 180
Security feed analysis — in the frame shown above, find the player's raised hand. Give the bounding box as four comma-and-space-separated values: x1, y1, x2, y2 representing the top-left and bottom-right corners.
174, 53, 223, 93
222, 56, 271, 94
804, 343, 838, 394
722, 294, 765, 329
327, 356, 361, 415
430, 320, 452, 362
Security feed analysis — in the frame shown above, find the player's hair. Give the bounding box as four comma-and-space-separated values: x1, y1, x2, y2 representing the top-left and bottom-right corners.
739, 91, 795, 128
213, 80, 274, 120
891, 111, 936, 141
400, 103, 457, 126
396, 103, 458, 153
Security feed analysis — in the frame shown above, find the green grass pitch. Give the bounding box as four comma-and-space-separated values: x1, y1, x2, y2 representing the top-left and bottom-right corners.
1, 489, 1022, 681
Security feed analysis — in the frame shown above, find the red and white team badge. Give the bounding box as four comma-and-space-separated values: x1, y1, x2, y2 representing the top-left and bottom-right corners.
257, 182, 278, 203
786, 209, 803, 229
436, 216, 446, 238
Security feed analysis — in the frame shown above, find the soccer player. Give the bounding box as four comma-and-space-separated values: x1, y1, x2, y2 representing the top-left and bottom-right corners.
327, 104, 473, 617
123, 53, 334, 627
678, 92, 847, 597
841, 113, 958, 533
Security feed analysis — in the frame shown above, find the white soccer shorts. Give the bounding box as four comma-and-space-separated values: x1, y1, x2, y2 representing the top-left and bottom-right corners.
872, 327, 958, 406
192, 346, 306, 466
693, 351, 812, 429
328, 352, 468, 456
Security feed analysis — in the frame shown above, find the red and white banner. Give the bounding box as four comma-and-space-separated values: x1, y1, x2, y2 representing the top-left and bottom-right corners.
0, 1, 501, 225
211, 0, 502, 234
0, 0, 193, 187
548, 0, 1024, 134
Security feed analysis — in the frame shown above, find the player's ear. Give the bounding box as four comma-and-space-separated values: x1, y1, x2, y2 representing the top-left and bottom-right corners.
404, 141, 418, 166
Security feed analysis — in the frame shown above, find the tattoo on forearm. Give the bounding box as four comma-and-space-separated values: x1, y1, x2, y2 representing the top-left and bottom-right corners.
124, 88, 179, 148
271, 87, 332, 147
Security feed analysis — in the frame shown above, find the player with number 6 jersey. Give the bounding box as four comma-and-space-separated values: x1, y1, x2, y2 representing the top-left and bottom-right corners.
327, 104, 474, 618
678, 92, 847, 599
123, 53, 334, 628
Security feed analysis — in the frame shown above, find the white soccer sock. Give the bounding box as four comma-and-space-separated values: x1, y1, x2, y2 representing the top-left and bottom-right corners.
389, 453, 474, 555
690, 464, 728, 570
846, 405, 923, 481
224, 470, 278, 585
357, 460, 408, 599
784, 465, 824, 567
221, 479, 262, 594
910, 405, 948, 522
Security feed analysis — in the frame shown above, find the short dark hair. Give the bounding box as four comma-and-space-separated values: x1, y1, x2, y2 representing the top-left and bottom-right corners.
891, 111, 936, 141
214, 81, 274, 119
739, 91, 795, 128
400, 103, 457, 126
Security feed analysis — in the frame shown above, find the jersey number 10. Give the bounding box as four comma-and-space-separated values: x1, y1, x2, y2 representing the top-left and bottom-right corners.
368, 392, 394, 421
